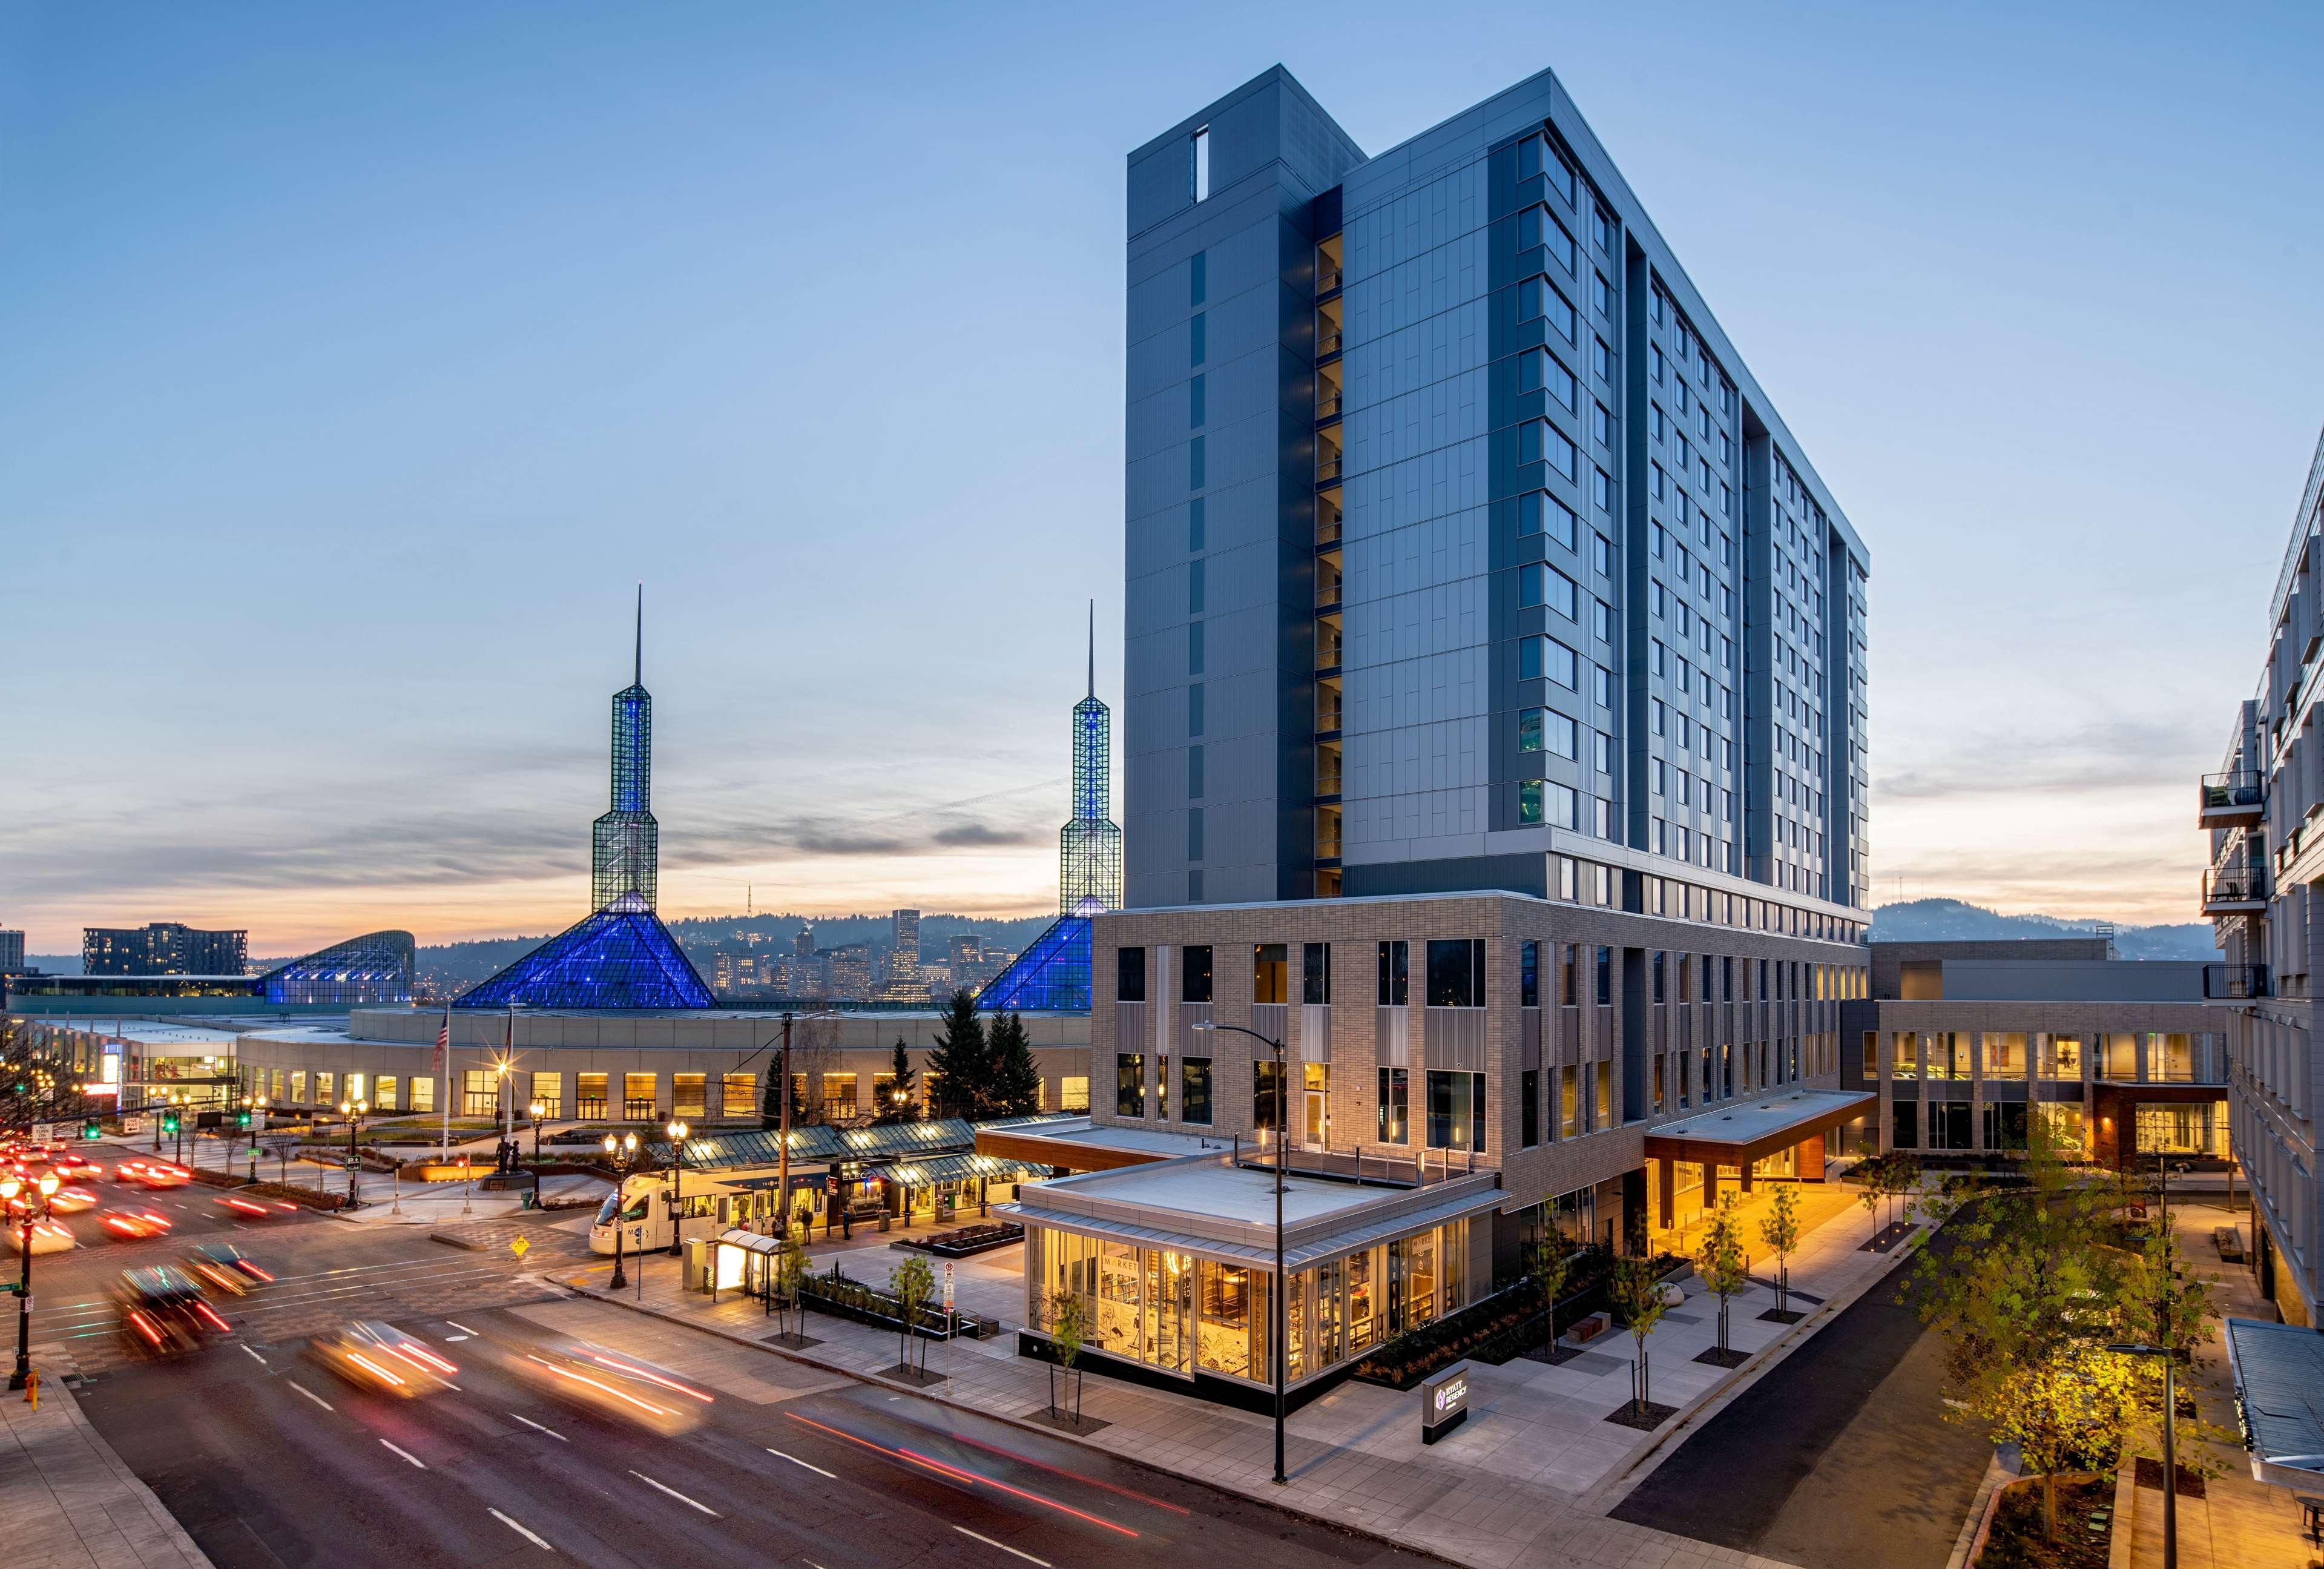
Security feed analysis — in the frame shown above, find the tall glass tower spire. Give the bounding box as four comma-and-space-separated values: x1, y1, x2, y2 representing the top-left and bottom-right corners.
592, 585, 659, 911
1060, 602, 1122, 913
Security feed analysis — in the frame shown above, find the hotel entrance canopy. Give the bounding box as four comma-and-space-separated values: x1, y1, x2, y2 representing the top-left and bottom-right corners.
1644, 1088, 1875, 1174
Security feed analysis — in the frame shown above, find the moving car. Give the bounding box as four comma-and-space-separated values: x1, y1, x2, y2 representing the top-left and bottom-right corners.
99, 1209, 174, 1241
51, 1155, 105, 1181
114, 1160, 190, 1189
506, 1336, 714, 1434
45, 1186, 99, 1215
0, 1218, 76, 1255
114, 1266, 229, 1353
309, 1321, 458, 1398
188, 1241, 273, 1284
212, 1195, 298, 1221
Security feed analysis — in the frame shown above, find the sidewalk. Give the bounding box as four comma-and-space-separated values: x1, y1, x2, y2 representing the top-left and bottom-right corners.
2116, 1196, 2312, 1568
555, 1183, 1925, 1569
0, 1371, 212, 1569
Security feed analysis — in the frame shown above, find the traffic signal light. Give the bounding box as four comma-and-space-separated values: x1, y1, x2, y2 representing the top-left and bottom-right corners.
161, 1112, 179, 1135
237, 1110, 252, 1129
82, 1119, 101, 1141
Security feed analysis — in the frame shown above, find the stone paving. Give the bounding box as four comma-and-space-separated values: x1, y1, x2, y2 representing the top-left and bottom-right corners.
553, 1184, 1929, 1569
0, 1372, 212, 1569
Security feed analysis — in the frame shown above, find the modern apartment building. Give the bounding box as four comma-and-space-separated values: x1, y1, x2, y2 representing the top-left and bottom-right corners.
2206, 423, 2324, 1326
1122, 65, 1870, 920
82, 922, 248, 977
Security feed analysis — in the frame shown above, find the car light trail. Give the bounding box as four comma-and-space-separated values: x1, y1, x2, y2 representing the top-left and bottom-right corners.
783, 1413, 1139, 1538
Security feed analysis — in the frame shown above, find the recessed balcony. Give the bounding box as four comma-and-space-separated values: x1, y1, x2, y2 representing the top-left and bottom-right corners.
2199, 770, 2264, 830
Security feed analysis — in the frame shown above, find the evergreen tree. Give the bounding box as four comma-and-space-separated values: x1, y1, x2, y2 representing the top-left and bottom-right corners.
877, 1037, 920, 1123
987, 1012, 1042, 1117
924, 989, 988, 1120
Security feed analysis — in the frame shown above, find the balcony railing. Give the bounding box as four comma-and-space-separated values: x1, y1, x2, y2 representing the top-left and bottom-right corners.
2201, 771, 2263, 808
1317, 328, 1343, 358
1317, 392, 1343, 421
2202, 864, 2269, 907
2202, 963, 2269, 1000
1317, 452, 1343, 485
1317, 266, 1343, 295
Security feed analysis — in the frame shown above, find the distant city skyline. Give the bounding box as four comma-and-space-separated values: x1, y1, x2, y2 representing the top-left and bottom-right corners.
4, 2, 2319, 950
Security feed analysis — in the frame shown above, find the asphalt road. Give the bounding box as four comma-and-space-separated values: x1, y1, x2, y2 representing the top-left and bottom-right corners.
78, 1303, 1433, 1569
27, 1146, 1430, 1569
1610, 1221, 1992, 1569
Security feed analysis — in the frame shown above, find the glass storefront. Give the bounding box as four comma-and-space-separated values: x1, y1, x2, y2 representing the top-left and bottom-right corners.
2136, 1100, 2227, 1157
1031, 1218, 1470, 1389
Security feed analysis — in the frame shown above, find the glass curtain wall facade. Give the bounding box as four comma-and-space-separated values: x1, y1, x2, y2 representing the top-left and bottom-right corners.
1029, 1217, 1469, 1389
1122, 66, 1870, 927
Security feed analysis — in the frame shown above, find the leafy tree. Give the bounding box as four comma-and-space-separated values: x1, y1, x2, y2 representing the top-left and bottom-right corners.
760, 1071, 783, 1132
1886, 1153, 1921, 1237
876, 1038, 919, 1123
775, 1219, 810, 1339
1857, 1157, 1886, 1249
1527, 1228, 1576, 1349
890, 1252, 936, 1375
1915, 1115, 2132, 1541
1694, 1194, 1750, 1358
1047, 1288, 1090, 1422
1610, 1254, 1670, 1415
987, 1012, 1042, 1117
924, 990, 989, 1120
1759, 1183, 1802, 1315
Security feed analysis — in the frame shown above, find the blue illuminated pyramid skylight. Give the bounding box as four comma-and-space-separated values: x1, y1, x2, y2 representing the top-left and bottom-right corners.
976, 914, 1090, 1012
455, 893, 714, 1010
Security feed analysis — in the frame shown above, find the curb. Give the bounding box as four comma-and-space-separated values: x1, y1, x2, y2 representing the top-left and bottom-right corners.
546, 1272, 1473, 1569
1583, 1221, 1934, 1518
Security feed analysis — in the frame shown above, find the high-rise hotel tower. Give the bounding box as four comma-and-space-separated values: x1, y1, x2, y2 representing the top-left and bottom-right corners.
1124, 67, 1869, 935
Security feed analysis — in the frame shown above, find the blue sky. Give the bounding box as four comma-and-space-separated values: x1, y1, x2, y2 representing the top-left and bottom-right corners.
2, 1, 2317, 951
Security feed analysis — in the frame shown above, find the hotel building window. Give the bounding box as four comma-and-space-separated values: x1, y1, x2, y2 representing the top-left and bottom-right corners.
317, 1071, 337, 1107
1118, 1054, 1146, 1117
576, 1072, 609, 1118
530, 1072, 561, 1119
375, 1075, 399, 1111
1059, 1075, 1090, 1112
722, 1073, 757, 1118
408, 1076, 433, 1114
1180, 1058, 1213, 1125
1377, 1067, 1409, 1143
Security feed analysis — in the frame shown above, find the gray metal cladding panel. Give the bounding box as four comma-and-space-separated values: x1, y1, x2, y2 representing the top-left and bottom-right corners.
1522, 1008, 1541, 1071
1423, 1007, 1487, 1072
1344, 854, 1548, 899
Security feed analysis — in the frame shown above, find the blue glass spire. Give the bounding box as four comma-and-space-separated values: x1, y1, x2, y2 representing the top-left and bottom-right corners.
976, 914, 1090, 1012
593, 585, 659, 910
1059, 601, 1122, 913
456, 893, 713, 1010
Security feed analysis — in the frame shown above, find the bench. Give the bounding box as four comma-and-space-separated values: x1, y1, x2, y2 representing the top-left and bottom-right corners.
2214, 1225, 2247, 1264
1564, 1312, 1610, 1345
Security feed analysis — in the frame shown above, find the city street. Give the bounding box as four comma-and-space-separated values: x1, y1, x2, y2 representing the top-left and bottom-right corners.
18, 1150, 1432, 1569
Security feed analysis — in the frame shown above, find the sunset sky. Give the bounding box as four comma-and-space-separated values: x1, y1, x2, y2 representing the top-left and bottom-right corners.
4, 1, 2319, 956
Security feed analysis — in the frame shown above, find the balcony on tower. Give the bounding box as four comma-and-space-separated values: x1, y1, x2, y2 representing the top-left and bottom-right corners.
1315, 610, 1342, 675
1315, 546, 1343, 612
2201, 858, 2268, 916
1316, 429, 1343, 489
1316, 296, 1343, 362
2199, 770, 2263, 831
1315, 233, 1343, 301
1316, 363, 1343, 426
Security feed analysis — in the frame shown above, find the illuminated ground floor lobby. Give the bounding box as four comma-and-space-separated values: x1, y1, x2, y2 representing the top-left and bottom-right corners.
1000, 1149, 1504, 1413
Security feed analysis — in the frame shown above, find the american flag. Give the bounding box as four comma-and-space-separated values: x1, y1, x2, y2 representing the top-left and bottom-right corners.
432, 1004, 450, 1074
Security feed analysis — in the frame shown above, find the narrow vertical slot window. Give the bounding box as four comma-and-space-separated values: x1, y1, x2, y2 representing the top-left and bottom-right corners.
1192, 127, 1210, 202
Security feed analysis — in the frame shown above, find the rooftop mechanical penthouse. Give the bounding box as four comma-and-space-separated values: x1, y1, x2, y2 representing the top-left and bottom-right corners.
1123, 66, 1869, 925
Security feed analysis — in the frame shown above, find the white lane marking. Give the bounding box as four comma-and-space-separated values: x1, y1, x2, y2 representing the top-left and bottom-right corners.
511, 1413, 568, 1441
954, 1527, 1050, 1567
241, 1346, 267, 1366
286, 1380, 334, 1411
444, 1335, 471, 1343
445, 1384, 463, 1392
767, 1447, 835, 1479
491, 1508, 553, 1550
381, 1440, 427, 1470
630, 1470, 720, 1516
446, 1321, 478, 1335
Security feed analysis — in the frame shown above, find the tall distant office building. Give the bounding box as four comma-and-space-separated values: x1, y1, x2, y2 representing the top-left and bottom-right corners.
2204, 423, 2324, 1324
795, 925, 816, 959
1124, 66, 1870, 922
592, 587, 659, 911
0, 930, 24, 973
1061, 606, 1124, 913
82, 922, 248, 976
890, 910, 921, 985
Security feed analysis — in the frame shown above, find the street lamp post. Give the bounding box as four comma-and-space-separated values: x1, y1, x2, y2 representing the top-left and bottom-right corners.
2, 1172, 59, 1391
339, 1100, 369, 1209
664, 1119, 690, 1256
528, 1099, 547, 1209
170, 1092, 187, 1166
602, 1132, 639, 1289
721, 1012, 839, 1244
1193, 1019, 1290, 1486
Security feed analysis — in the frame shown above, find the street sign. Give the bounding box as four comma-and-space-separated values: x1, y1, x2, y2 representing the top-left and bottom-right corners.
510, 1235, 531, 1260
343, 1158, 360, 1171
1421, 1360, 1472, 1444
943, 1261, 955, 1311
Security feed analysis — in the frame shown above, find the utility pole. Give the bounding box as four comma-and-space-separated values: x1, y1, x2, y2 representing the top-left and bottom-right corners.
777, 1012, 793, 1238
